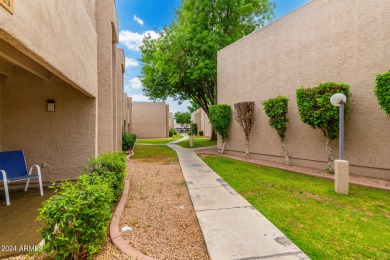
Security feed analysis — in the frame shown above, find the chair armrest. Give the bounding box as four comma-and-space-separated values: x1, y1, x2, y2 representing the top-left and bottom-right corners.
29, 165, 41, 176
0, 170, 8, 182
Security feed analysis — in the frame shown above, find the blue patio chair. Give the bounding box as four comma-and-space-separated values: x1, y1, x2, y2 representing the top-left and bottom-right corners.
0, 150, 43, 206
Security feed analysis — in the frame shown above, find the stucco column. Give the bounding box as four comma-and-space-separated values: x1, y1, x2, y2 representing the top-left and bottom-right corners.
334, 160, 349, 195
96, 0, 114, 153
116, 49, 125, 150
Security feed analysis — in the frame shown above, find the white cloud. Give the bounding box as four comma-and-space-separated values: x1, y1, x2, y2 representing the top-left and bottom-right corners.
119, 30, 160, 51
166, 98, 191, 114
133, 15, 144, 26
131, 94, 153, 102
125, 57, 138, 68
129, 77, 143, 90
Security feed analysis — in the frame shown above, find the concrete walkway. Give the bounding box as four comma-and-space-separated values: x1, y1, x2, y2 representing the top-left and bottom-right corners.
167, 143, 309, 260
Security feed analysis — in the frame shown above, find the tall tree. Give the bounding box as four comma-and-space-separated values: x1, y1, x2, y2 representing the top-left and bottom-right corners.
174, 112, 191, 128
140, 0, 275, 139
187, 100, 201, 113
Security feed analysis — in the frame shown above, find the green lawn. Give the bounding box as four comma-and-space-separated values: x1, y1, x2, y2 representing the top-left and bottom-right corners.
202, 156, 390, 259
137, 134, 183, 144
176, 137, 216, 148
131, 144, 178, 163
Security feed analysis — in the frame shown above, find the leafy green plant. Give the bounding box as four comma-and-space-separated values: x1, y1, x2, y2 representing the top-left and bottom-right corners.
174, 112, 191, 128
262, 96, 290, 165
296, 82, 351, 172
199, 130, 204, 136
122, 133, 137, 151
140, 0, 274, 142
375, 70, 390, 118
38, 152, 126, 259
191, 123, 198, 135
209, 104, 232, 154
169, 128, 176, 137
86, 152, 126, 200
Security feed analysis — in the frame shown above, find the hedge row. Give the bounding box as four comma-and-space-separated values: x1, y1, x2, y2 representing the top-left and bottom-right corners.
38, 152, 126, 259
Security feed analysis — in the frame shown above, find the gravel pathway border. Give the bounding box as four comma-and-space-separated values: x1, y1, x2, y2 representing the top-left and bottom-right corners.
109, 178, 156, 259
109, 146, 157, 260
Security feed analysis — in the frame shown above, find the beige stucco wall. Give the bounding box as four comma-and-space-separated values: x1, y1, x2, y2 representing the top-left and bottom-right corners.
0, 0, 98, 97
122, 95, 132, 133
132, 102, 169, 138
169, 113, 174, 130
0, 71, 96, 182
81, 0, 96, 29
193, 108, 212, 137
116, 49, 125, 148
218, 0, 390, 179
96, 0, 118, 153
0, 0, 125, 185
127, 97, 132, 133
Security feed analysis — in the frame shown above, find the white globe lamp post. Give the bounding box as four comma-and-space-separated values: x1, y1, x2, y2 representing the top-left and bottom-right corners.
330, 93, 349, 195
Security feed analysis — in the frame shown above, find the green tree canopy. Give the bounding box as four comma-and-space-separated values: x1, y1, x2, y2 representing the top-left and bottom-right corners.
140, 0, 275, 116
187, 100, 201, 113
174, 111, 191, 127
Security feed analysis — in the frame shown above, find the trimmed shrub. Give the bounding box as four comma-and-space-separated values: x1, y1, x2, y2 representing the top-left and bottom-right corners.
296, 82, 351, 171
209, 104, 231, 153
262, 96, 289, 140
38, 152, 126, 259
191, 123, 198, 135
122, 133, 137, 151
199, 130, 204, 136
375, 70, 390, 118
262, 96, 291, 165
169, 128, 176, 137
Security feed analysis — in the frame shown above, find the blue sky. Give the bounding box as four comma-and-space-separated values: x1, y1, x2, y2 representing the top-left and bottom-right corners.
116, 0, 310, 113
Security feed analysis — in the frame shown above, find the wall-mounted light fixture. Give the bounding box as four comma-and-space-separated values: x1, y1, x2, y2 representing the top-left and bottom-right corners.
47, 99, 55, 112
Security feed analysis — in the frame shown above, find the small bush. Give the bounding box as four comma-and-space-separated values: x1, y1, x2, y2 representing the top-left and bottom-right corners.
122, 133, 137, 151
169, 128, 175, 137
38, 152, 126, 259
199, 130, 204, 136
191, 123, 198, 135
375, 70, 390, 117
85, 152, 126, 200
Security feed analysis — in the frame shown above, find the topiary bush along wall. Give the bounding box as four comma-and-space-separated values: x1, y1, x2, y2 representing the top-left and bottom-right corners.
38, 152, 126, 259
296, 82, 351, 172
262, 96, 291, 165
375, 70, 390, 118
209, 104, 232, 154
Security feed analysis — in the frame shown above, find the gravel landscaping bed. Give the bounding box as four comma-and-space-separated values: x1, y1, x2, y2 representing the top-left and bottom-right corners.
116, 160, 209, 259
